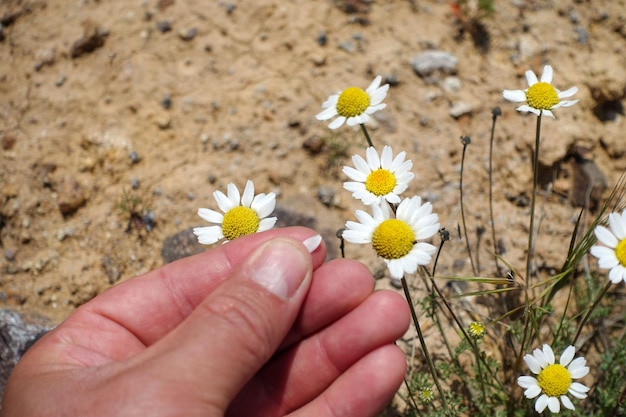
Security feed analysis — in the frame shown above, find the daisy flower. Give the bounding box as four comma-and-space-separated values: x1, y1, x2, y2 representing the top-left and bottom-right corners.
518, 344, 590, 414
502, 65, 578, 118
193, 180, 277, 244
316, 75, 389, 129
342, 196, 440, 279
468, 321, 485, 340
343, 145, 414, 206
590, 209, 626, 284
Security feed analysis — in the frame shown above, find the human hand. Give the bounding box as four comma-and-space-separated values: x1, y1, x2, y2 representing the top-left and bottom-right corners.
1, 227, 409, 417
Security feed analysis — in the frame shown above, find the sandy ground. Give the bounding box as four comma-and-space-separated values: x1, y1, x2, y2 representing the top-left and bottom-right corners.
1, 0, 626, 394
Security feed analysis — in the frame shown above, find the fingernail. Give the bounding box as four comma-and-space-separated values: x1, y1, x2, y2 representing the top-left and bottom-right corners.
251, 240, 309, 300
302, 234, 322, 253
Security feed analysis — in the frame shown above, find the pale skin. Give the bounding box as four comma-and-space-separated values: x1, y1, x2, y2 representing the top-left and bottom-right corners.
1, 227, 410, 417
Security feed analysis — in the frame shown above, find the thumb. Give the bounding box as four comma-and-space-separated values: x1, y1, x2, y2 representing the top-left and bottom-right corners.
154, 235, 321, 411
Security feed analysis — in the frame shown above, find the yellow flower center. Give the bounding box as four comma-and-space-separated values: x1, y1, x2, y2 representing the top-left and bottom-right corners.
221, 206, 260, 241
468, 321, 485, 339
371, 219, 415, 260
365, 169, 396, 197
526, 82, 559, 111
537, 364, 572, 397
336, 87, 370, 118
616, 238, 626, 266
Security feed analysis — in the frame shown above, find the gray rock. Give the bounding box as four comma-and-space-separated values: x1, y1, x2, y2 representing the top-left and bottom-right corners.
449, 102, 473, 119
161, 228, 206, 264
411, 50, 458, 78
0, 309, 54, 402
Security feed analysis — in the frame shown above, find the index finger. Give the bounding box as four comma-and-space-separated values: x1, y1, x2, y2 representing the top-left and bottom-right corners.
67, 227, 326, 348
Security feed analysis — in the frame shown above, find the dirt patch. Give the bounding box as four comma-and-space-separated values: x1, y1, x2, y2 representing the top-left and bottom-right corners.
1, 0, 625, 331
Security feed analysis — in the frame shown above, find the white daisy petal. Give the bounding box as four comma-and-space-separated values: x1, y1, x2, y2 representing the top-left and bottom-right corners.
315, 105, 338, 121
380, 145, 393, 168
328, 116, 346, 129
569, 382, 590, 398
558, 86, 578, 99
502, 89, 526, 102
535, 394, 549, 413
346, 114, 366, 126
561, 395, 575, 411
343, 166, 368, 182
547, 396, 560, 413
590, 246, 619, 268
515, 104, 534, 114
387, 259, 405, 279
226, 182, 241, 205
241, 180, 255, 207
193, 226, 224, 245
567, 358, 589, 379
525, 69, 539, 86
525, 385, 542, 399
252, 193, 276, 218
258, 217, 277, 232
609, 212, 626, 239
560, 345, 575, 367
524, 354, 542, 375
540, 65, 553, 83
517, 376, 539, 389
609, 266, 624, 284
365, 146, 381, 170
197, 208, 224, 224
542, 109, 555, 118
595, 225, 619, 248
214, 190, 234, 213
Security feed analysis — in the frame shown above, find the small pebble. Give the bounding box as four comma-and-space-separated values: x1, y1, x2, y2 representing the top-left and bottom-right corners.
4, 248, 15, 261
129, 150, 140, 164
161, 92, 172, 109
142, 210, 157, 232
316, 186, 335, 207
316, 31, 327, 46
156, 20, 172, 33
338, 41, 355, 53
130, 178, 140, 189
55, 75, 67, 87
178, 27, 197, 41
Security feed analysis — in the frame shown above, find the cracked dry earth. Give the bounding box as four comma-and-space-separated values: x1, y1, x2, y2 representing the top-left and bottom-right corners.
1, 0, 625, 410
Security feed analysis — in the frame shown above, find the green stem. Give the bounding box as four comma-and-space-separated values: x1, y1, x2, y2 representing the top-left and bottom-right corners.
472, 341, 487, 405
489, 108, 502, 276
573, 279, 612, 345
525, 113, 542, 286
401, 277, 449, 412
360, 123, 374, 147
459, 137, 478, 276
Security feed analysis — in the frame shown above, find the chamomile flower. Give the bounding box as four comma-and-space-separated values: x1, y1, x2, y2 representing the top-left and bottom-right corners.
193, 180, 277, 245
502, 65, 578, 118
316, 75, 389, 129
342, 196, 440, 279
343, 145, 414, 206
590, 209, 626, 284
468, 321, 485, 340
518, 344, 590, 414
